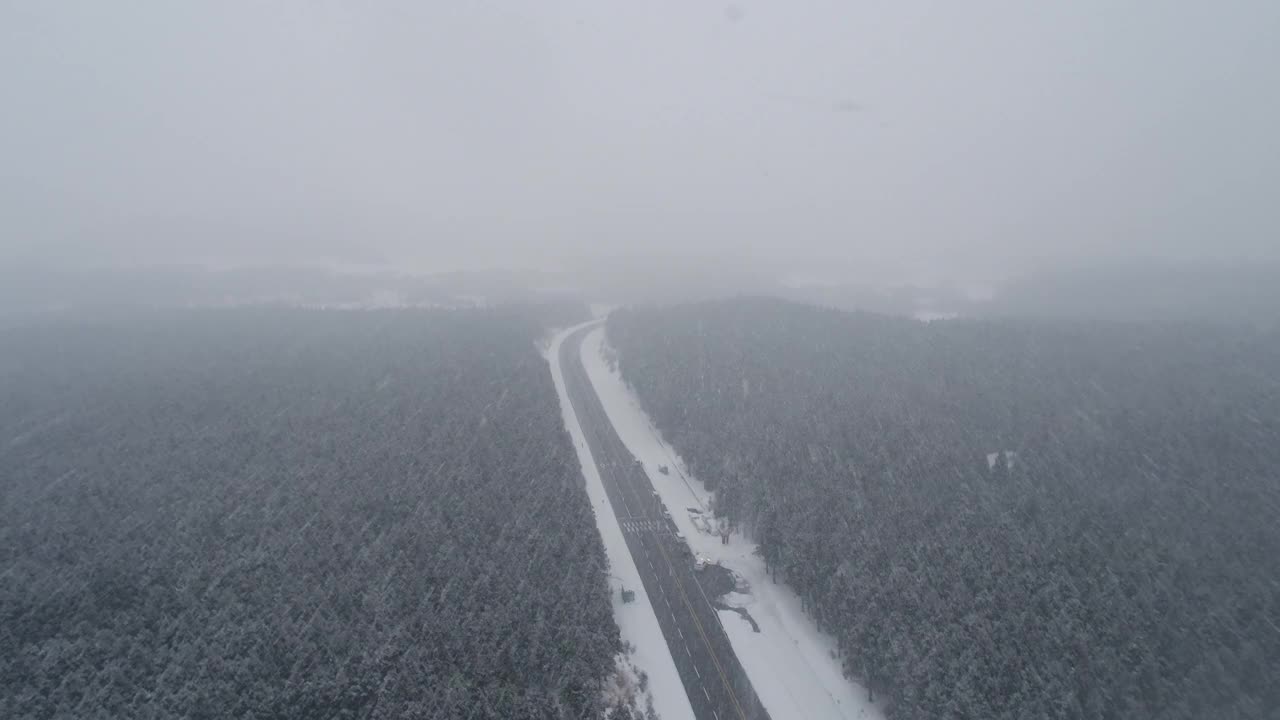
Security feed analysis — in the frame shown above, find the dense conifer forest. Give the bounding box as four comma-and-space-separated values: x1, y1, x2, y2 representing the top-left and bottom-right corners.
608, 298, 1280, 720
1, 308, 621, 719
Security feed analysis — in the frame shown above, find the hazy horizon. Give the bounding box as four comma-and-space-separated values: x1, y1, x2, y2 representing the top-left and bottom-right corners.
4, 2, 1279, 283
4, 7, 1280, 713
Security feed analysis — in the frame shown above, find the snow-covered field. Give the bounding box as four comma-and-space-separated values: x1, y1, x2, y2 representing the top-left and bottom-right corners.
580, 326, 884, 720
545, 322, 695, 720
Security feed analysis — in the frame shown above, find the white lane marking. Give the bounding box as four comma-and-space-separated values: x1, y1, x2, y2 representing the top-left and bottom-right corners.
571, 340, 746, 719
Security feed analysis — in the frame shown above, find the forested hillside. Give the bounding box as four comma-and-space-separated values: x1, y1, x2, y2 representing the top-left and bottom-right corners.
1, 308, 619, 719
608, 298, 1280, 720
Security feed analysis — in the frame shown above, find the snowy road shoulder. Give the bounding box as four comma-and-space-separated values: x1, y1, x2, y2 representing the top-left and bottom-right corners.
580, 326, 884, 720
544, 322, 695, 720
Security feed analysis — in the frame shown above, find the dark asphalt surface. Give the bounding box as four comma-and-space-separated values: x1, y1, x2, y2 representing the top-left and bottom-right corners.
560, 324, 771, 720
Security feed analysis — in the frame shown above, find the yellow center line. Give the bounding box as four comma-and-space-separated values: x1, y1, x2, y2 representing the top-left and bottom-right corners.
652, 528, 749, 720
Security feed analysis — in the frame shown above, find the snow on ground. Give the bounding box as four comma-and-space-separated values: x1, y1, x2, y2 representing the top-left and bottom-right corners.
581, 326, 884, 720
986, 450, 1019, 471
545, 322, 695, 720
604, 651, 665, 720
912, 309, 959, 322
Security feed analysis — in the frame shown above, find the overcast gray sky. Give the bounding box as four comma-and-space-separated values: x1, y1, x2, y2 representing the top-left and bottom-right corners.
2, 1, 1277, 282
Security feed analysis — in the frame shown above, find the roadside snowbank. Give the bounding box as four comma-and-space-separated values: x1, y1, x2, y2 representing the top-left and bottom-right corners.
581, 326, 884, 720
545, 322, 694, 720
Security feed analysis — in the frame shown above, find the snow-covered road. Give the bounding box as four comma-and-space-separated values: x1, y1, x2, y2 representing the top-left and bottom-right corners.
579, 326, 884, 720
545, 321, 696, 720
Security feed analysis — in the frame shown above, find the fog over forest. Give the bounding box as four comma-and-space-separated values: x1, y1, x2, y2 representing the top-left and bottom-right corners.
3, 4, 1279, 720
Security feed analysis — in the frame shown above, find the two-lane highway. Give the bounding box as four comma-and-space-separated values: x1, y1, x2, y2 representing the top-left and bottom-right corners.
561, 324, 771, 720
